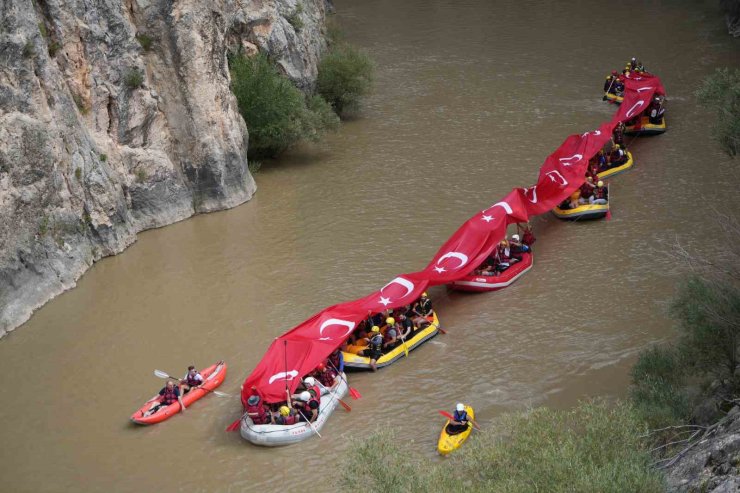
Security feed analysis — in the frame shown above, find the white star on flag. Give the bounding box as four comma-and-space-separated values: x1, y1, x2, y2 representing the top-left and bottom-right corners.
434, 266, 446, 273
379, 296, 391, 306
482, 215, 493, 222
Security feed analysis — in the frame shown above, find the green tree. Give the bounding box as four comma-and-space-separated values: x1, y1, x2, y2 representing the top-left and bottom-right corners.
317, 43, 374, 116
230, 53, 338, 158
696, 68, 740, 157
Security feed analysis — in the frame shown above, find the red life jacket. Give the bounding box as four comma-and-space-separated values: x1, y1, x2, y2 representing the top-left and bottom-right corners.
579, 183, 594, 198
318, 370, 335, 388
593, 186, 607, 200
329, 352, 340, 369
186, 373, 202, 387
308, 385, 321, 402
523, 230, 536, 246
162, 386, 178, 406
247, 400, 269, 424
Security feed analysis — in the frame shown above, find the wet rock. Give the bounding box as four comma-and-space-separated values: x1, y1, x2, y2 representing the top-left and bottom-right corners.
0, 0, 329, 336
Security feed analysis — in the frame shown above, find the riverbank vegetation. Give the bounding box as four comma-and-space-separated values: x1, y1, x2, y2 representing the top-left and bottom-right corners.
229, 24, 374, 159
696, 67, 740, 157
336, 401, 664, 492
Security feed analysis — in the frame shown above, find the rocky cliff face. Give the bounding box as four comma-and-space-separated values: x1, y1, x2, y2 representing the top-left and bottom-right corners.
664, 406, 740, 492
0, 0, 329, 337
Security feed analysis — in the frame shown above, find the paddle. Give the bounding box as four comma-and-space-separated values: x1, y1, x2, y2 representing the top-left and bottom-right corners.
317, 381, 351, 412
438, 410, 481, 431
153, 370, 231, 397
296, 409, 322, 438
226, 411, 248, 432
398, 332, 410, 357
603, 75, 616, 101
328, 361, 361, 399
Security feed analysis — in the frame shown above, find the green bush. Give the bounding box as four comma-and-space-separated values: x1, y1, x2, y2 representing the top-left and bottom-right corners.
136, 34, 153, 51
48, 41, 60, 57
337, 401, 664, 493
230, 53, 338, 158
317, 43, 374, 116
99, 153, 107, 162
124, 69, 144, 89
286, 3, 304, 32
696, 68, 740, 157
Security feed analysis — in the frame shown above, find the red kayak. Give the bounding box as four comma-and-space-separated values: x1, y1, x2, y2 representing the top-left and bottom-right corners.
449, 253, 533, 292
131, 361, 227, 425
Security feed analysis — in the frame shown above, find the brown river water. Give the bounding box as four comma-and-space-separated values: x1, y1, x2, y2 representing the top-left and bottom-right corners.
1, 1, 738, 491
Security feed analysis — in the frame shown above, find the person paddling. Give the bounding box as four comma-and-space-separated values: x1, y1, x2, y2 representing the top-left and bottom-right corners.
446, 403, 470, 435
367, 326, 383, 371
293, 391, 319, 423
149, 379, 185, 415
180, 365, 204, 395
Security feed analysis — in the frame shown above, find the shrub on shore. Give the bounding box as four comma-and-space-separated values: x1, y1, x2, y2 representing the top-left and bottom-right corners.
317, 43, 374, 116
696, 67, 740, 157
230, 53, 339, 159
337, 401, 663, 493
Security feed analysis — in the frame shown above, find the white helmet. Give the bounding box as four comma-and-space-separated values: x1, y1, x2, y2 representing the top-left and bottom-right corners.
303, 377, 316, 387
456, 403, 465, 412
511, 234, 520, 242
300, 391, 311, 402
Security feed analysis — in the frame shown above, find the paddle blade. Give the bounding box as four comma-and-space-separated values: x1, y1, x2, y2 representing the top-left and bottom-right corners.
338, 398, 352, 412
212, 390, 230, 397
605, 209, 612, 221
438, 410, 454, 420
226, 418, 241, 432
154, 370, 171, 379
349, 387, 362, 400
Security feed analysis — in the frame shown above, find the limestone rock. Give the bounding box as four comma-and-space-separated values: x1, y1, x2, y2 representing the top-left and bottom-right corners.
0, 0, 329, 336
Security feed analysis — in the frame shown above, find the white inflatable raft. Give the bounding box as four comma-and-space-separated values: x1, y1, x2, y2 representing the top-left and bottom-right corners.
240, 374, 349, 446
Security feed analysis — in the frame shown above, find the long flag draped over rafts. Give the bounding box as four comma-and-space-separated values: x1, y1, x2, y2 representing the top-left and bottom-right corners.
242, 72, 666, 405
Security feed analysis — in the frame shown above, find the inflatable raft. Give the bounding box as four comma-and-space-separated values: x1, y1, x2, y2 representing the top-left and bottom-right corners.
131, 361, 227, 425
625, 116, 666, 135
552, 202, 609, 221
449, 253, 533, 292
438, 405, 475, 455
342, 312, 440, 370
239, 373, 348, 446
597, 151, 634, 179
604, 92, 623, 104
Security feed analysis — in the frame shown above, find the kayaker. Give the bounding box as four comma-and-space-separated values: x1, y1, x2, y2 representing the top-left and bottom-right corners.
590, 181, 608, 205
293, 391, 319, 423
246, 393, 270, 424
274, 405, 298, 425
151, 379, 185, 414
382, 317, 399, 349
412, 293, 433, 328
367, 325, 383, 371
446, 403, 470, 435
180, 365, 204, 395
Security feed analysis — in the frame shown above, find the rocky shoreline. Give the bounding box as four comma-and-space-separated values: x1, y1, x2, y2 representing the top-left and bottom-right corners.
0, 0, 330, 337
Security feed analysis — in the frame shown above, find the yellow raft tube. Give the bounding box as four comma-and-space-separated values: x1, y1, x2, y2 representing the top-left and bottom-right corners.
342, 312, 440, 370
552, 202, 609, 221
597, 151, 634, 179
604, 92, 623, 104
625, 116, 666, 136
438, 405, 475, 455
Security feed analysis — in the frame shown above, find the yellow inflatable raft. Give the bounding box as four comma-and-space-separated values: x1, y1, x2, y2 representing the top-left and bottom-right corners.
597, 151, 634, 179
552, 202, 609, 221
438, 405, 475, 455
625, 116, 666, 136
342, 312, 440, 370
604, 92, 623, 104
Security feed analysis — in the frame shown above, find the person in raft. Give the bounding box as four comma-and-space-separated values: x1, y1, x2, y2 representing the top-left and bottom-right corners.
245, 392, 271, 425
293, 390, 320, 423
590, 181, 608, 205
411, 292, 433, 329
148, 379, 185, 415
315, 362, 337, 388
382, 317, 399, 350
328, 348, 344, 374
446, 403, 471, 435
367, 325, 384, 371
180, 365, 204, 395
273, 405, 299, 425
508, 234, 530, 260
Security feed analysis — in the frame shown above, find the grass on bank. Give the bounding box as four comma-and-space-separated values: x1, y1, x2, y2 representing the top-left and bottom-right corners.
337, 401, 664, 493
696, 67, 740, 157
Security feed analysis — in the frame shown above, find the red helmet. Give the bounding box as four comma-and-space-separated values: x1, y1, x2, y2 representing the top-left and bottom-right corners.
611, 70, 618, 75
317, 362, 326, 371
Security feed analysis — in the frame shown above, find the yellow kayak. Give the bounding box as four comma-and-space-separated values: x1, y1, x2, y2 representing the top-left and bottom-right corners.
438, 405, 475, 455
597, 151, 634, 179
